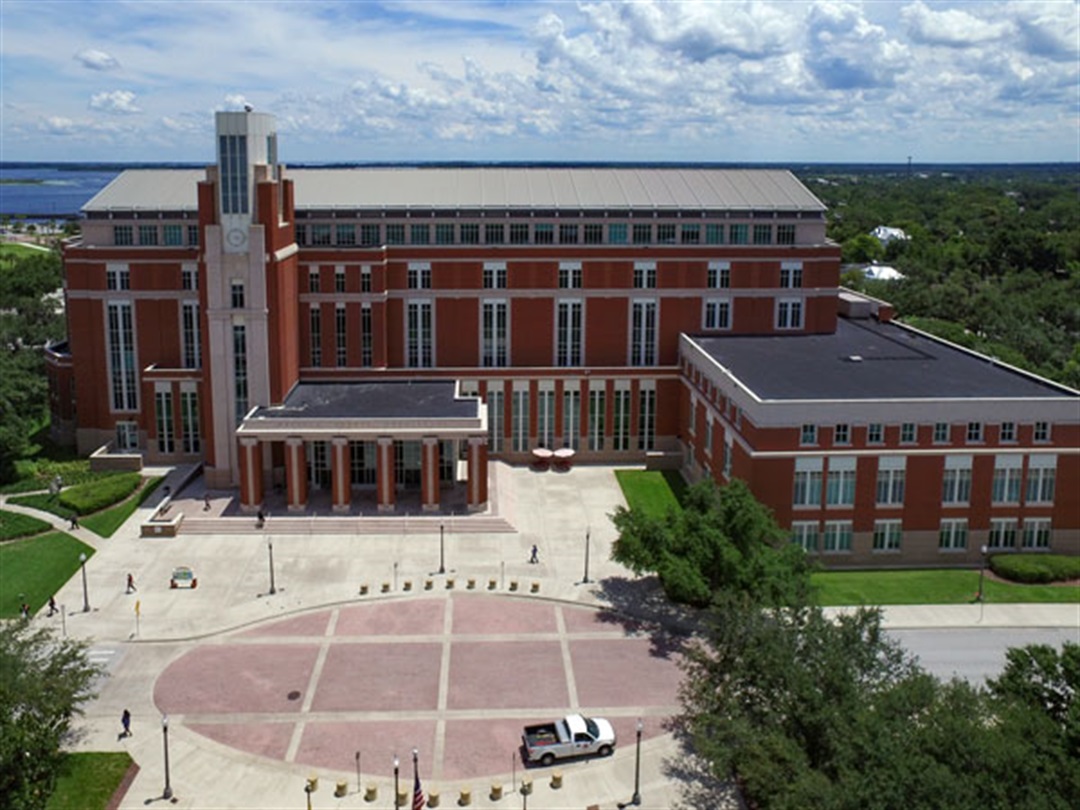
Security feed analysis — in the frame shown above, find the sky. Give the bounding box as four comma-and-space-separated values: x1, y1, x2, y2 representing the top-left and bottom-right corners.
1, 0, 1077, 164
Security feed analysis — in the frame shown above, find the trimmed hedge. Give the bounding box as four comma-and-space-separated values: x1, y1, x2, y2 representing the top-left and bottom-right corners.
990, 553, 1080, 584
59, 473, 142, 516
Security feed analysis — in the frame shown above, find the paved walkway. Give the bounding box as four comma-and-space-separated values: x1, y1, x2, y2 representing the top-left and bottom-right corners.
9, 462, 1079, 809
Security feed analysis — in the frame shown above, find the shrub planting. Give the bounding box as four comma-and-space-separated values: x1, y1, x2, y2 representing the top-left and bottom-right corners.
990, 553, 1080, 584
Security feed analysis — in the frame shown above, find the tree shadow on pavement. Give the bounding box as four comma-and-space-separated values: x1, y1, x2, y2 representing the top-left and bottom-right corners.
591, 574, 705, 660
661, 722, 748, 810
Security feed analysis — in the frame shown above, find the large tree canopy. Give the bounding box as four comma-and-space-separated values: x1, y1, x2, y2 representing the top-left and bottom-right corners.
0, 620, 103, 810
610, 478, 811, 607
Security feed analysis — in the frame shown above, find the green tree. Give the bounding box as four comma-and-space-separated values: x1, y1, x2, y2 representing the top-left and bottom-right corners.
0, 621, 104, 810
610, 478, 811, 607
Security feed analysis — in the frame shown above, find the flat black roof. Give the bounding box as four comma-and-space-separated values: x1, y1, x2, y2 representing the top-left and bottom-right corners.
692, 318, 1077, 401
250, 381, 477, 420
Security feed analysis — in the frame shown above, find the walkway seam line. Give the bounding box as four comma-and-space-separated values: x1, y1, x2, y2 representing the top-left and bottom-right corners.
284, 607, 339, 763
557, 605, 580, 710
432, 595, 453, 780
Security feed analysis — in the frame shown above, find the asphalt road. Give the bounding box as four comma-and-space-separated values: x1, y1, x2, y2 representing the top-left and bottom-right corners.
890, 627, 1079, 684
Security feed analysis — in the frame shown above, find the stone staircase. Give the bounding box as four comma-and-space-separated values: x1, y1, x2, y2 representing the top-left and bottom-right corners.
178, 513, 516, 536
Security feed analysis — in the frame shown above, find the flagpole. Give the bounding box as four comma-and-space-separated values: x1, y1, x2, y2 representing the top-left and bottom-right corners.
412, 748, 424, 809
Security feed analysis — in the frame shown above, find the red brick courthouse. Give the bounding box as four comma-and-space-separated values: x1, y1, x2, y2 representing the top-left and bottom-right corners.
47, 110, 1078, 564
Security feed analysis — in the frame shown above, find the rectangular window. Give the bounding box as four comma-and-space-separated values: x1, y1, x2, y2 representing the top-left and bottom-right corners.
998, 421, 1016, 442
164, 224, 183, 246
386, 224, 405, 245
728, 223, 748, 245
154, 388, 174, 453
608, 223, 627, 244
588, 388, 605, 452
106, 265, 130, 290
638, 386, 656, 451
867, 423, 883, 444
180, 389, 200, 454
311, 224, 331, 246
967, 422, 983, 443
722, 439, 732, 478
704, 299, 730, 330
559, 223, 578, 244
707, 261, 731, 289
680, 224, 701, 244
942, 460, 973, 504
583, 223, 603, 244
219, 133, 249, 214
361, 266, 372, 293
113, 225, 134, 246
509, 223, 530, 244
657, 223, 676, 244
309, 305, 322, 367
115, 421, 138, 451
408, 264, 432, 289
630, 300, 657, 366
563, 388, 581, 450
308, 268, 321, 293
360, 224, 381, 246
335, 267, 346, 293
295, 224, 308, 246
801, 424, 817, 446
793, 470, 823, 507
988, 518, 1017, 550
834, 424, 850, 445
822, 521, 853, 553
780, 261, 803, 288
556, 300, 583, 366
876, 465, 905, 506
558, 263, 582, 289
181, 265, 198, 291
481, 300, 508, 368
181, 302, 201, 369
487, 388, 504, 453
187, 224, 199, 246
484, 223, 505, 245
613, 388, 631, 451
992, 458, 1022, 504
901, 423, 917, 444
705, 224, 724, 244
511, 388, 529, 453
410, 224, 430, 245
407, 301, 433, 368
233, 324, 248, 424
335, 304, 347, 367
1026, 456, 1056, 504
336, 224, 356, 245
534, 223, 554, 244
791, 522, 819, 553
873, 520, 903, 552
360, 304, 372, 367
939, 519, 968, 551
435, 223, 455, 245
460, 223, 480, 244
826, 460, 856, 506
633, 262, 657, 289
349, 440, 376, 485
632, 223, 651, 244
1034, 421, 1050, 442
106, 302, 138, 411
777, 224, 796, 245
231, 281, 245, 309
776, 299, 803, 329
753, 224, 772, 244
1022, 518, 1051, 550
934, 422, 950, 443
483, 262, 507, 289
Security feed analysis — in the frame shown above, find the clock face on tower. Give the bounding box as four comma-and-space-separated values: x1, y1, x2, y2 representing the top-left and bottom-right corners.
226, 228, 248, 249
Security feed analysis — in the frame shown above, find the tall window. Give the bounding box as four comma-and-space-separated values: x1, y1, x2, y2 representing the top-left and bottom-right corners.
876, 460, 905, 506
107, 302, 138, 411
559, 224, 579, 244
867, 423, 883, 444
966, 422, 983, 443
632, 223, 650, 244
180, 389, 200, 454
484, 223, 505, 245
361, 266, 372, 292
233, 324, 248, 424
407, 264, 431, 289
106, 265, 130, 290
637, 386, 656, 451
793, 460, 823, 507
113, 225, 133, 245
707, 261, 730, 289
360, 304, 372, 367
483, 263, 507, 289
360, 224, 381, 246
999, 421, 1016, 442
386, 224, 405, 244
1022, 518, 1051, 550
435, 224, 455, 244
537, 388, 555, 448
410, 224, 430, 245
556, 300, 582, 366
728, 223, 748, 244
335, 304, 347, 366
309, 305, 322, 367
826, 459, 856, 506
630, 300, 657, 366
115, 422, 138, 450
1033, 421, 1050, 442
822, 521, 852, 553
139, 225, 158, 245
181, 302, 201, 369
777, 224, 796, 245
583, 224, 603, 244
335, 267, 346, 293
588, 388, 605, 452
181, 265, 198, 291
487, 388, 504, 453
941, 459, 972, 504
872, 520, 903, 552
776, 298, 803, 329
633, 262, 657, 289
680, 224, 700, 244
349, 440, 376, 485
608, 223, 627, 244
834, 423, 850, 445
155, 389, 174, 454
780, 261, 803, 288
613, 388, 631, 451
558, 263, 582, 289
753, 224, 772, 244
187, 224, 199, 246
988, 518, 1017, 550
901, 422, 917, 443
563, 388, 581, 450
800, 424, 817, 446
791, 522, 819, 553
311, 224, 331, 245
1026, 456, 1056, 504
407, 301, 433, 368
992, 457, 1022, 504
219, 134, 249, 214
704, 299, 730, 330
460, 223, 479, 244
705, 224, 724, 244
336, 224, 356, 246
231, 281, 245, 309
481, 300, 508, 368
308, 268, 321, 293
657, 223, 676, 243
510, 223, 530, 244
511, 388, 529, 452
939, 519, 968, 551
933, 422, 950, 443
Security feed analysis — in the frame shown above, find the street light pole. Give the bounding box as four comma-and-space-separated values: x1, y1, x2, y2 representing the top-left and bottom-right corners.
439, 522, 446, 574
79, 552, 90, 613
631, 718, 643, 805
582, 529, 591, 584
355, 750, 361, 794
977, 544, 988, 602
267, 538, 276, 595
393, 754, 400, 810
161, 714, 173, 800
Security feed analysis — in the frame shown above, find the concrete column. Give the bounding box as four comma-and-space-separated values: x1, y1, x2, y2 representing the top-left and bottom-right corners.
238, 436, 263, 512
376, 437, 395, 513
285, 437, 308, 512
421, 436, 440, 513
467, 436, 488, 511
331, 436, 350, 513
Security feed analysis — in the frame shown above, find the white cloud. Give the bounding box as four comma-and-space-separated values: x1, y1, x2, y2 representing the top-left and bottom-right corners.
901, 1, 1008, 48
74, 47, 119, 70
89, 90, 141, 114
40, 116, 76, 134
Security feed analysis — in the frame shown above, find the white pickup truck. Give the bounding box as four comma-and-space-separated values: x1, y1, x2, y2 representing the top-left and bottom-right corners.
521, 714, 617, 766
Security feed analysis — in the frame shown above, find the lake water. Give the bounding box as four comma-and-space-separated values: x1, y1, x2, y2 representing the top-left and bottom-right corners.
0, 165, 121, 219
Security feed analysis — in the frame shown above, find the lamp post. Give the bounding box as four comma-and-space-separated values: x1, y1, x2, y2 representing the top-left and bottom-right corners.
267, 537, 276, 595
582, 529, 592, 584
355, 750, 361, 794
631, 718, 643, 805
977, 544, 988, 602
439, 522, 446, 575
161, 714, 173, 800
393, 754, 400, 810
79, 552, 90, 613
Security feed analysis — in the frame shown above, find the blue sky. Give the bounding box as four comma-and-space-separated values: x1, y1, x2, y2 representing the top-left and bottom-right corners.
1, 0, 1077, 163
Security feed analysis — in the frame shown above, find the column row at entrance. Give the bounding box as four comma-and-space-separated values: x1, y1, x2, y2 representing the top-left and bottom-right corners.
238, 435, 488, 513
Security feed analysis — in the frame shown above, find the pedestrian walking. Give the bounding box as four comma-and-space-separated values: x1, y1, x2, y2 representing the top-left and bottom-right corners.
121, 709, 132, 738
47, 596, 57, 616
69, 514, 79, 530
203, 492, 211, 511
530, 544, 539, 564
126, 573, 137, 594
19, 602, 30, 619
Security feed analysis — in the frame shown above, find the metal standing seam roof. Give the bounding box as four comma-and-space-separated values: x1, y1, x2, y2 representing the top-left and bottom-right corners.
82, 167, 827, 212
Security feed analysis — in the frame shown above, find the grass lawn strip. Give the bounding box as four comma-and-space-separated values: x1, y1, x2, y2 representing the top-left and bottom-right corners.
812, 569, 1080, 606
0, 459, 120, 495
81, 476, 164, 538
0, 508, 53, 540
0, 532, 94, 617
615, 469, 685, 519
45, 752, 134, 810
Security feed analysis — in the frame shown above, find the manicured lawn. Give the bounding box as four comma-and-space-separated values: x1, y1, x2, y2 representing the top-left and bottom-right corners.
0, 508, 53, 540
812, 569, 1080, 606
81, 476, 164, 538
615, 469, 686, 519
0, 532, 94, 617
46, 752, 133, 810
6, 490, 77, 521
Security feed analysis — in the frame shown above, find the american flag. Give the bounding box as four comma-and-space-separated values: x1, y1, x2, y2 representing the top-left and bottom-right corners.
412, 751, 426, 810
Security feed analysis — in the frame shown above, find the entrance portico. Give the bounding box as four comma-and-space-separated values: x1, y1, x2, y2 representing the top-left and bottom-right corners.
236, 381, 488, 515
